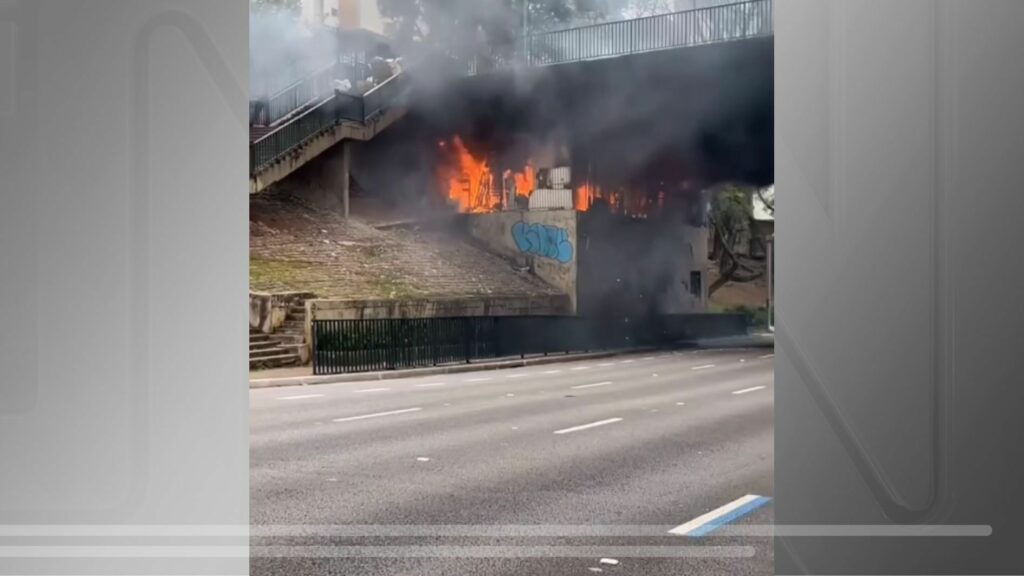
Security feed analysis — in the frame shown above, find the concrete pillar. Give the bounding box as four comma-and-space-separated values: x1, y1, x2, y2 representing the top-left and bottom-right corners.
341, 140, 351, 219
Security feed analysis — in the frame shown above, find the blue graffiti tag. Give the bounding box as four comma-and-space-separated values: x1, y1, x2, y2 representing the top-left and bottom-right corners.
511, 221, 574, 264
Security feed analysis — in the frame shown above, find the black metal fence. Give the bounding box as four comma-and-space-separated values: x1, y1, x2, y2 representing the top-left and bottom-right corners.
312, 314, 749, 375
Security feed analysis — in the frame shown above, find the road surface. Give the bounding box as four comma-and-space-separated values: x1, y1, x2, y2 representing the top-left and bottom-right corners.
250, 347, 774, 575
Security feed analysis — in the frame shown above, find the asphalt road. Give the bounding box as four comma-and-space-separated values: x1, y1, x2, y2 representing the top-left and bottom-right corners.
250, 347, 774, 576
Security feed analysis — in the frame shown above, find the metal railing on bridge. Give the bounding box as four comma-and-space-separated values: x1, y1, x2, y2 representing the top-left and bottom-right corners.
311, 314, 750, 375
249, 70, 410, 174
470, 0, 772, 73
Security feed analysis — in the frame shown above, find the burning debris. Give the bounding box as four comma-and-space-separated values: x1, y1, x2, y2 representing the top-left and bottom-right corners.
437, 136, 536, 213
434, 137, 674, 217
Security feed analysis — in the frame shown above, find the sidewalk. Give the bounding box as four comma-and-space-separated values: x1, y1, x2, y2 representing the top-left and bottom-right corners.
249, 332, 774, 389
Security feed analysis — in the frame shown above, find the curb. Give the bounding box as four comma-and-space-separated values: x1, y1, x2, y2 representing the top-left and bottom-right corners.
249, 334, 774, 389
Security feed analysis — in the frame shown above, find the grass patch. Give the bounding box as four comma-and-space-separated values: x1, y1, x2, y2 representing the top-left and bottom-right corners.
249, 256, 317, 289
367, 276, 420, 300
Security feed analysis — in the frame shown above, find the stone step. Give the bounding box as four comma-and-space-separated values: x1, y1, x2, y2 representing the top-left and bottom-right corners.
250, 340, 278, 351
269, 334, 304, 345
249, 353, 301, 370
278, 343, 307, 356
250, 347, 288, 359
249, 333, 271, 343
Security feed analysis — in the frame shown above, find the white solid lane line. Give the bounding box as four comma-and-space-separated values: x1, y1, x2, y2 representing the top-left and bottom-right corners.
732, 385, 767, 395
414, 382, 446, 388
543, 370, 563, 374
464, 377, 493, 383
553, 418, 624, 435
668, 494, 772, 536
354, 387, 391, 393
760, 353, 774, 359
571, 381, 613, 390
278, 394, 324, 400
692, 364, 716, 371
332, 407, 423, 423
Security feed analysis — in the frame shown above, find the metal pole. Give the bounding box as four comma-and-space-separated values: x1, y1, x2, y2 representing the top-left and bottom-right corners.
767, 234, 774, 333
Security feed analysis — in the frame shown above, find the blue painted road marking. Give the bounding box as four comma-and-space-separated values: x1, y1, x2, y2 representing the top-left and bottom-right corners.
669, 494, 772, 537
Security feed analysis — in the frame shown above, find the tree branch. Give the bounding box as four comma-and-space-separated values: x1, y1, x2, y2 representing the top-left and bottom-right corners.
708, 214, 765, 297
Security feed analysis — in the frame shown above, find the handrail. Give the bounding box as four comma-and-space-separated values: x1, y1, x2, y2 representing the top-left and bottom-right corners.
250, 54, 368, 126
250, 70, 409, 174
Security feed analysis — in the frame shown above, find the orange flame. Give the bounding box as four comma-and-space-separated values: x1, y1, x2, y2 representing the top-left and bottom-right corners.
440, 136, 493, 213
575, 183, 596, 212
512, 165, 535, 200
438, 136, 535, 213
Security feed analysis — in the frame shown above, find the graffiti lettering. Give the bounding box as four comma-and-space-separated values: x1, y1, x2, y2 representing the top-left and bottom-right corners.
512, 221, 574, 264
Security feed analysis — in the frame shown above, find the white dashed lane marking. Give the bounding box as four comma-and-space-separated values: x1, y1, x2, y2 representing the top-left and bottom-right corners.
332, 407, 423, 423
732, 385, 767, 396
278, 394, 324, 401
570, 381, 613, 390
553, 418, 624, 435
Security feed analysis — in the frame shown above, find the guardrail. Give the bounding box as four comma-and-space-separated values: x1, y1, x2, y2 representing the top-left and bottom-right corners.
249, 71, 410, 174
312, 314, 750, 375
469, 0, 772, 73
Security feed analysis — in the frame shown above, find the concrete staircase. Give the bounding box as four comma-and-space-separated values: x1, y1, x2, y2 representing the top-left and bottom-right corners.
249, 303, 309, 370
249, 329, 299, 369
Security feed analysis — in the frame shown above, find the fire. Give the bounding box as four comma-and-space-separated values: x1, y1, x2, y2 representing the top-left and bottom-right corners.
438, 136, 535, 213
510, 165, 535, 200
440, 136, 494, 213
575, 182, 598, 212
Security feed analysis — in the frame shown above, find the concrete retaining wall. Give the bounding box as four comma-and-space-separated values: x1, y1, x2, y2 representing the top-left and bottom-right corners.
465, 209, 578, 313
249, 291, 314, 333
578, 212, 710, 319
310, 294, 572, 321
